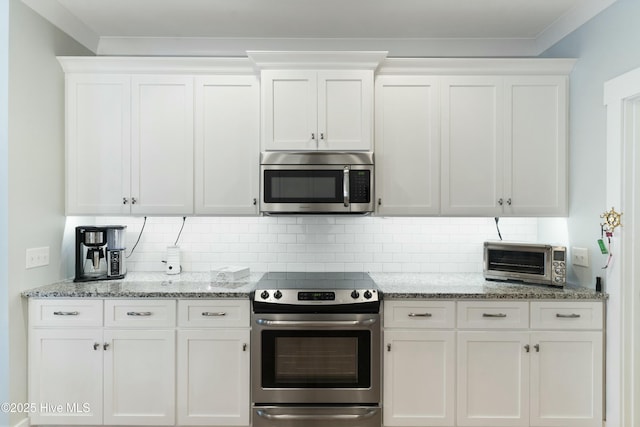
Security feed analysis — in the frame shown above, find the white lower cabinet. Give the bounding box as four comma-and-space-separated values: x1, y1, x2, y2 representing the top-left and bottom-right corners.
29, 298, 250, 427
176, 300, 251, 426
383, 301, 456, 426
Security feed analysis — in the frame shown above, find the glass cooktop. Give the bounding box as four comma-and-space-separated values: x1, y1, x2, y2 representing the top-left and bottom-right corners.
255, 271, 376, 291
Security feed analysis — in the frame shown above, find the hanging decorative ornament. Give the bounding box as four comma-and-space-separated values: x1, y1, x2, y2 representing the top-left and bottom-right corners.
600, 206, 622, 233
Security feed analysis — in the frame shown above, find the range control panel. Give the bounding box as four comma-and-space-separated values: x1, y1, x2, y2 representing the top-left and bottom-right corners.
255, 289, 380, 305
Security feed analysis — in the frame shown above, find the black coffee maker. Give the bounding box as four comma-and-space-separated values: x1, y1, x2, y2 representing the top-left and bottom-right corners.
74, 226, 127, 282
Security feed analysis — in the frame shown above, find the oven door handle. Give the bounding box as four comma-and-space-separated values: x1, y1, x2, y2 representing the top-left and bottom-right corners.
255, 408, 378, 421
255, 318, 377, 327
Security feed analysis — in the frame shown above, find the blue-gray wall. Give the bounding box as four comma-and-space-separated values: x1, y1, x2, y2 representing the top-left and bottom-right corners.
0, 0, 9, 425
541, 0, 640, 287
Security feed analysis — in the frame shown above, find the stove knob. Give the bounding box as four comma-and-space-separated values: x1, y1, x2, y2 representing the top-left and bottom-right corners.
260, 291, 269, 300
351, 290, 360, 299
364, 290, 372, 299
274, 290, 283, 299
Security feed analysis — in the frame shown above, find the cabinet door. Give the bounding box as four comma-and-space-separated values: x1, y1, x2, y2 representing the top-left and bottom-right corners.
262, 70, 317, 150
375, 76, 440, 215
177, 329, 250, 426
66, 74, 131, 215
457, 331, 529, 426
384, 330, 455, 426
29, 328, 103, 425
318, 70, 372, 151
441, 77, 504, 216
505, 76, 568, 216
530, 332, 603, 427
131, 75, 194, 214
103, 329, 176, 425
195, 76, 260, 215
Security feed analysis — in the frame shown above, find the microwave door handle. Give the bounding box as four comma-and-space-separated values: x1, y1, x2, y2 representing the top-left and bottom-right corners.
343, 167, 350, 207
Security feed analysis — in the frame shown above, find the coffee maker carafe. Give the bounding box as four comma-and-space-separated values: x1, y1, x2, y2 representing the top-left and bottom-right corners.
75, 226, 127, 282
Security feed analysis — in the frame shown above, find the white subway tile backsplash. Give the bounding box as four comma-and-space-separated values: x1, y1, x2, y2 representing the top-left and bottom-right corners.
94, 216, 538, 274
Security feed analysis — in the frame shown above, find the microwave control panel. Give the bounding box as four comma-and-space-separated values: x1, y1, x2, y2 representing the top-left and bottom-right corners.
349, 170, 371, 203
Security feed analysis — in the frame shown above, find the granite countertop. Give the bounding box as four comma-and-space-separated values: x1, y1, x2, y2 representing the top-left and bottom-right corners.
22, 272, 606, 300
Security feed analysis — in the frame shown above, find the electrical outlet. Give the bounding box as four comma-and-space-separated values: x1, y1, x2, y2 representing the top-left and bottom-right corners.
26, 246, 50, 269
572, 247, 589, 268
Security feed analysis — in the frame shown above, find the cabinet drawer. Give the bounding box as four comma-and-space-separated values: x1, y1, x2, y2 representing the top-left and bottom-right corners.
384, 301, 455, 329
177, 299, 250, 328
29, 299, 103, 327
104, 300, 176, 327
457, 301, 529, 329
531, 301, 603, 330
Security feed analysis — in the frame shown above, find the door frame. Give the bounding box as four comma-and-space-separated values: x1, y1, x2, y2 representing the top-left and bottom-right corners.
604, 66, 640, 427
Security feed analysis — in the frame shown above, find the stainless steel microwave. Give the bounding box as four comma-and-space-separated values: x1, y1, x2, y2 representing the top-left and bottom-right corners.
483, 241, 567, 287
260, 152, 374, 214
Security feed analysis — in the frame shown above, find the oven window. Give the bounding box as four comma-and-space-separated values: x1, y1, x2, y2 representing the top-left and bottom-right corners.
261, 330, 371, 388
488, 249, 545, 275
264, 170, 343, 203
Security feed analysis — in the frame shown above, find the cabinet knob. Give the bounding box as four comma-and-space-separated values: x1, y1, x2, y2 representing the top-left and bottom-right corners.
243, 343, 247, 352
378, 198, 382, 206
311, 133, 315, 140
131, 197, 137, 205
498, 198, 504, 206
93, 343, 100, 351
123, 197, 129, 205
524, 344, 530, 353
387, 344, 391, 352
507, 198, 512, 206
253, 198, 257, 206
320, 132, 324, 140
103, 343, 110, 351
534, 344, 540, 352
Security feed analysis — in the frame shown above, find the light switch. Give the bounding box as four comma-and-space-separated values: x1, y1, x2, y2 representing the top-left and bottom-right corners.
26, 246, 50, 269
572, 247, 589, 267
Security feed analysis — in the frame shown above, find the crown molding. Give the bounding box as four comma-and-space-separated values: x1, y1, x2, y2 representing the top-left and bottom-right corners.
247, 50, 388, 70
56, 56, 257, 75
377, 58, 578, 76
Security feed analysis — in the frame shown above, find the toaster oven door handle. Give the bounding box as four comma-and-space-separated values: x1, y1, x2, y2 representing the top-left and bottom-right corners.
482, 313, 507, 318
255, 318, 377, 328
256, 408, 378, 421
343, 167, 350, 207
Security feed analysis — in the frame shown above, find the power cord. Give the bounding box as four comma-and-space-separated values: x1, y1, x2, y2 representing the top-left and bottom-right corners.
494, 217, 503, 240
126, 216, 147, 258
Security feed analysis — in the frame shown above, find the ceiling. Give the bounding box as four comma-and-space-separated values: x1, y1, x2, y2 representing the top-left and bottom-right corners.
21, 0, 617, 57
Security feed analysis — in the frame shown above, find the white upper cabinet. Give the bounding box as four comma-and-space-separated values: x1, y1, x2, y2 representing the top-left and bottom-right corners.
375, 76, 440, 215
441, 75, 568, 216
65, 73, 194, 215
131, 76, 194, 215
261, 70, 373, 151
194, 76, 260, 215
441, 76, 505, 216
505, 76, 568, 216
65, 74, 131, 215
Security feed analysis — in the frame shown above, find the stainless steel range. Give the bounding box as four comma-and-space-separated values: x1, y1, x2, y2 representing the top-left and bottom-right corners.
251, 272, 382, 427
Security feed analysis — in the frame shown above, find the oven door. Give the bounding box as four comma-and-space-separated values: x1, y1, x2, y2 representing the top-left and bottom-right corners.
260, 165, 373, 214
251, 313, 380, 404
484, 244, 552, 285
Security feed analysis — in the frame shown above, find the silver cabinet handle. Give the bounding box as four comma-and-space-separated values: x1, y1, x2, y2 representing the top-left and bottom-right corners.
408, 312, 432, 317
126, 311, 152, 316
103, 343, 110, 351
343, 166, 350, 207
202, 312, 226, 317
483, 313, 507, 318
123, 197, 128, 205
256, 319, 377, 328
256, 409, 378, 421
556, 313, 581, 318
53, 311, 79, 316
93, 343, 100, 351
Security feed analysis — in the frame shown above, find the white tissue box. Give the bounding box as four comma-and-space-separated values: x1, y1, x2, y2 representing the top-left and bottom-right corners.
210, 266, 250, 282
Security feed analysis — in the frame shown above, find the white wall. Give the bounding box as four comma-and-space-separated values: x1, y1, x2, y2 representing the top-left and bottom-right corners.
0, 0, 9, 425
7, 0, 91, 424
541, 0, 640, 288
93, 216, 538, 274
